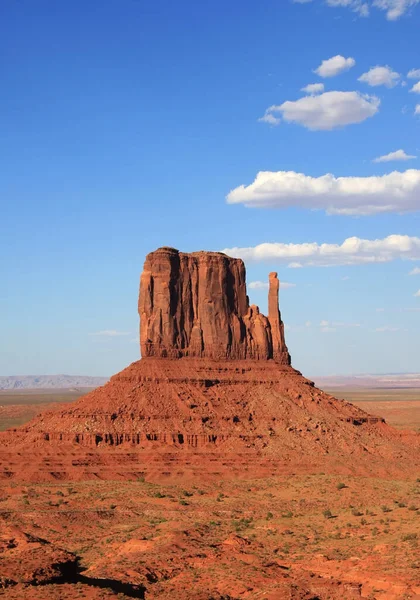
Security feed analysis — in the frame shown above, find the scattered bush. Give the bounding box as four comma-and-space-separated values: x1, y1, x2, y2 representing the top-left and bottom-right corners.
336, 482, 346, 490
323, 509, 333, 519
402, 533, 418, 542
152, 491, 166, 498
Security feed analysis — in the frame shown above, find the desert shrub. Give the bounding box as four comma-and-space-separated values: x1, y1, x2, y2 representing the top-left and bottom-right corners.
282, 511, 293, 518
179, 499, 189, 506
209, 520, 221, 527
282, 543, 290, 554
381, 505, 392, 513
402, 533, 418, 542
352, 509, 363, 517
408, 505, 418, 511
182, 490, 193, 497
336, 482, 346, 490
323, 509, 332, 519
232, 517, 253, 532
266, 512, 274, 520
152, 491, 166, 498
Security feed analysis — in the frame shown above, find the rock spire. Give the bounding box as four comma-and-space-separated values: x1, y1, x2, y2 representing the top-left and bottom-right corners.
138, 247, 291, 363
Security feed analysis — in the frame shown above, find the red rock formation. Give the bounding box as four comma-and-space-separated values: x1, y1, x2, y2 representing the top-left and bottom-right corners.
268, 271, 289, 363
139, 247, 290, 363
0, 246, 418, 483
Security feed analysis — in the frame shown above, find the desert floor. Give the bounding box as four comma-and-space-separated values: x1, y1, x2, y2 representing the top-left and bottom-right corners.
1, 388, 419, 599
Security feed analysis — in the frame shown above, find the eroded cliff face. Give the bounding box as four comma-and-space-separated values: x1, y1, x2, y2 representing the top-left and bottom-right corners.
138, 247, 290, 363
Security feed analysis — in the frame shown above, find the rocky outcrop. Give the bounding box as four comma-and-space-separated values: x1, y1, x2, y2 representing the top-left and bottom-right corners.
139, 247, 290, 363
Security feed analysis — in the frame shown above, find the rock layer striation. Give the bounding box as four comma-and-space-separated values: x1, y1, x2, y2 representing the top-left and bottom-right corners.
139, 247, 290, 363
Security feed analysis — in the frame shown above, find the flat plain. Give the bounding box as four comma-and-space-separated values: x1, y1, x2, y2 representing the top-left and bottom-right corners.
0, 389, 93, 432
326, 388, 420, 432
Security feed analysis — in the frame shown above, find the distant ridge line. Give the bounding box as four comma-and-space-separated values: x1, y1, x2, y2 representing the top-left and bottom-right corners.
313, 373, 420, 389
0, 375, 109, 390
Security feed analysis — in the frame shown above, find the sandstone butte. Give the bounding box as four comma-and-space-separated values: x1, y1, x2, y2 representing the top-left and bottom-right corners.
0, 246, 419, 482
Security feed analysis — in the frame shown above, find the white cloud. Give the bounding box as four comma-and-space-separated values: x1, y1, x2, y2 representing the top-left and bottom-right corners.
373, 149, 416, 163
358, 65, 400, 87
294, 0, 420, 19
314, 55, 356, 77
89, 330, 131, 337
222, 234, 420, 268
301, 83, 325, 94
415, 104, 420, 115
410, 82, 420, 93
326, 0, 370, 16
375, 326, 401, 332
409, 267, 420, 275
408, 68, 420, 79
320, 320, 360, 328
372, 0, 420, 20
248, 280, 296, 289
415, 289, 420, 297
226, 169, 420, 216
341, 275, 351, 280
248, 281, 269, 290
260, 91, 379, 131
258, 112, 281, 126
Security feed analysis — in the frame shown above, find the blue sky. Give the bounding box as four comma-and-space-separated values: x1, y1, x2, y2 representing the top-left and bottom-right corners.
1, 0, 420, 377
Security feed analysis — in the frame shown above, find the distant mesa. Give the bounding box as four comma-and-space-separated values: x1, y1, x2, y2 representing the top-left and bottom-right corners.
0, 375, 109, 391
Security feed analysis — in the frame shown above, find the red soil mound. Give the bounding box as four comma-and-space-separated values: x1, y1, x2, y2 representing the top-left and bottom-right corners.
0, 524, 77, 588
